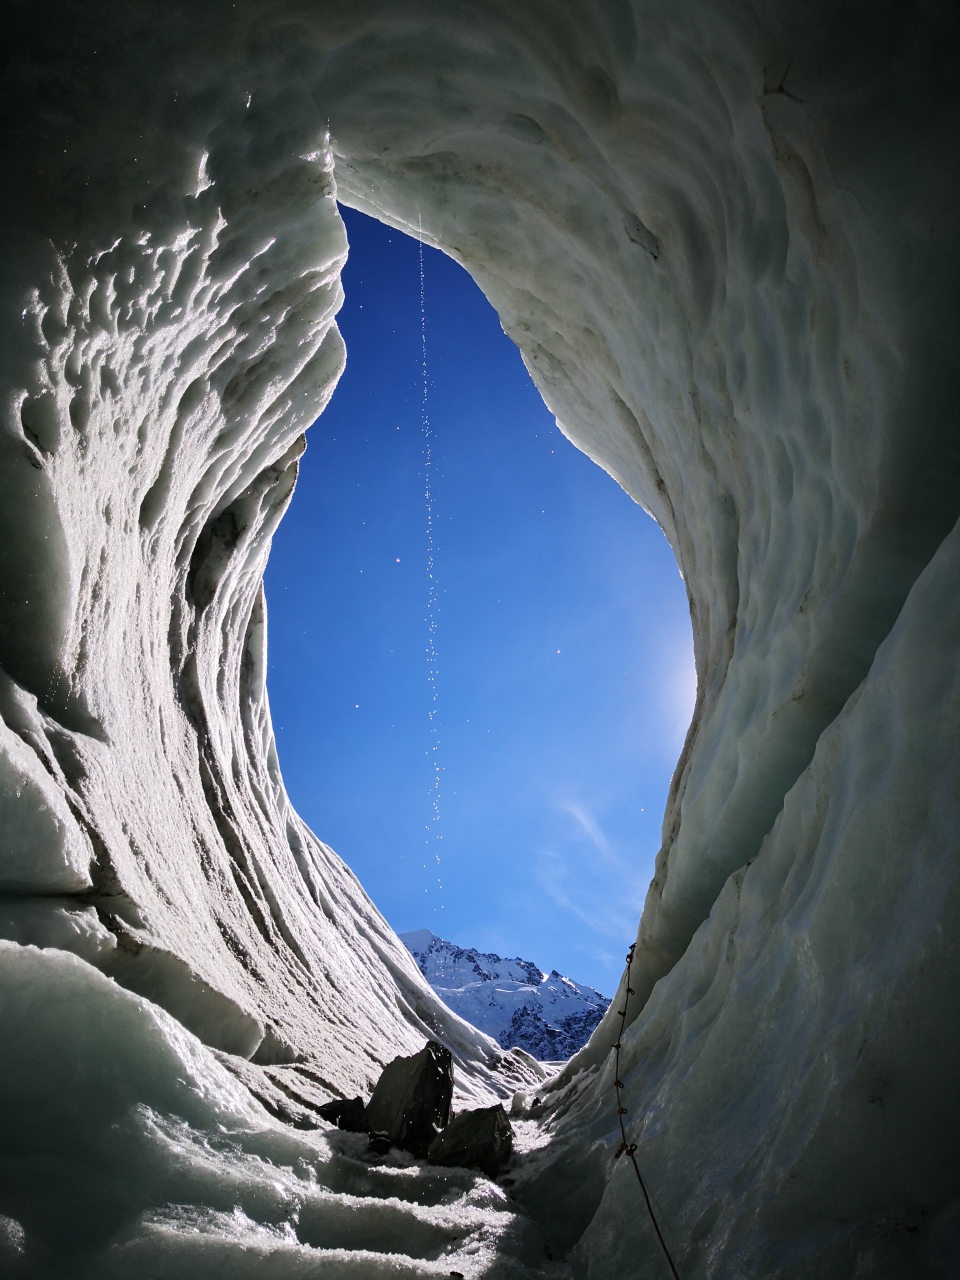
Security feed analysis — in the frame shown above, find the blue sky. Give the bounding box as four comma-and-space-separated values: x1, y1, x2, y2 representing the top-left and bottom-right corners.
263, 207, 695, 996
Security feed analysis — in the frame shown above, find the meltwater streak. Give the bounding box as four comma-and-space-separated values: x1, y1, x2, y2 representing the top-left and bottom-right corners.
419, 216, 443, 911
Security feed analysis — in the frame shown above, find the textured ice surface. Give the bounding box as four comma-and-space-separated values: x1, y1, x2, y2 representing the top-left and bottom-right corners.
0, 0, 958, 1275
0, 942, 558, 1276
530, 517, 960, 1277
0, 11, 529, 1105
401, 931, 610, 1060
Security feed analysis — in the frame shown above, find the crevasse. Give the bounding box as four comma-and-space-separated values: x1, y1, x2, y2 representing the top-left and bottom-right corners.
0, 1, 958, 1276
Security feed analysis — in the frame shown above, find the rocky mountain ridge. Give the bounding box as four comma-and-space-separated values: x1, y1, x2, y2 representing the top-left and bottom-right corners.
400, 929, 610, 1061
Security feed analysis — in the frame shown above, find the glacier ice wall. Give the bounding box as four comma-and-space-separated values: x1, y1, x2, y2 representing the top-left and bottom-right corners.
0, 0, 526, 1106
1, 0, 958, 1275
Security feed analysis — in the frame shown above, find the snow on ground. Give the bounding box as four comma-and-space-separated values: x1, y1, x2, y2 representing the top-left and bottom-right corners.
400, 931, 610, 1061
1, 942, 570, 1279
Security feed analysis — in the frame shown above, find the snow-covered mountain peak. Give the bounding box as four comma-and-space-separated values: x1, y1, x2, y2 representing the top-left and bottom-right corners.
399, 931, 609, 1061
399, 928, 439, 953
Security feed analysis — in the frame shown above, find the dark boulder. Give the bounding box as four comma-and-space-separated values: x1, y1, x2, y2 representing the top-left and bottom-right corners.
367, 1131, 394, 1156
427, 1103, 513, 1177
363, 1040, 453, 1156
315, 1096, 367, 1132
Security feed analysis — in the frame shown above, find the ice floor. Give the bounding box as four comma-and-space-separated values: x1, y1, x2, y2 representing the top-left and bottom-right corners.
1, 943, 578, 1278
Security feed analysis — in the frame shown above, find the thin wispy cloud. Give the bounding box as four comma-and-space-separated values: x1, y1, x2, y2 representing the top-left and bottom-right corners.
535, 801, 650, 961
558, 800, 617, 864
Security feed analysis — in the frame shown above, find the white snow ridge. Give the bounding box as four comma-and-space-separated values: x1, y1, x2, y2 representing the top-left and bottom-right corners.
1, 2, 959, 1278
400, 931, 610, 1061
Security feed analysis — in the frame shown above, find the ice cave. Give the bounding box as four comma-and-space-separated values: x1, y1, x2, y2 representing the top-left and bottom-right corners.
1, 0, 958, 1275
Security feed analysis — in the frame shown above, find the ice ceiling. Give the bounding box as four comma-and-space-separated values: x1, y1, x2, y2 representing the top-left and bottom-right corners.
1, 0, 958, 1276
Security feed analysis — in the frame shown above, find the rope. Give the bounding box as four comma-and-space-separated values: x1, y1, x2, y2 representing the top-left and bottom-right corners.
612, 943, 682, 1280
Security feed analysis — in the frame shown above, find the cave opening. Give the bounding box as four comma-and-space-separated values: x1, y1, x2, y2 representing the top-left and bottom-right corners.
264, 205, 696, 996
